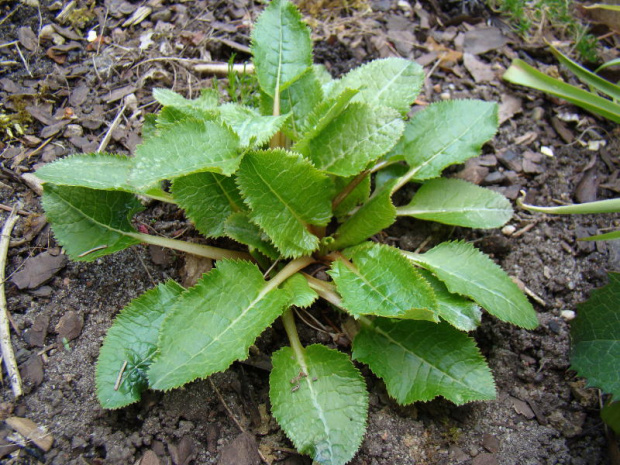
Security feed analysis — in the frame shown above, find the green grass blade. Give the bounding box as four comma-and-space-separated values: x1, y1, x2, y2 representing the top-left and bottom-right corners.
503, 59, 620, 123
520, 197, 620, 215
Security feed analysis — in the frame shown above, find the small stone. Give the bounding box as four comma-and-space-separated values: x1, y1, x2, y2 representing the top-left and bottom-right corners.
483, 171, 505, 185
440, 92, 451, 100
55, 310, 84, 343
501, 225, 516, 236
522, 159, 544, 174
477, 154, 497, 167
63, 124, 83, 138
561, 310, 576, 320
496, 149, 522, 172
540, 146, 554, 157
472, 452, 499, 465
532, 107, 545, 121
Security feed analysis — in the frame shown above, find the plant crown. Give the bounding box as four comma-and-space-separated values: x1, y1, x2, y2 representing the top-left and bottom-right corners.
36, 1, 539, 463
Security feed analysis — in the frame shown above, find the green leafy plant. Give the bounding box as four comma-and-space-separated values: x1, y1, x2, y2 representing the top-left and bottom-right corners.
571, 272, 620, 434
35, 1, 538, 463
503, 44, 620, 124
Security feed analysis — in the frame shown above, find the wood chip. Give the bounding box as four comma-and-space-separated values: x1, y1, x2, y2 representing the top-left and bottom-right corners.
5, 416, 53, 451
11, 251, 67, 290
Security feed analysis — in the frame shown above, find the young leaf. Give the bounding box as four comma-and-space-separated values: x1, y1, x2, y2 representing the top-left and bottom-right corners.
270, 344, 368, 465
417, 269, 482, 331
224, 212, 279, 259
261, 68, 324, 139
391, 100, 498, 181
96, 281, 184, 409
397, 178, 513, 228
41, 184, 143, 261
353, 318, 496, 405
218, 103, 289, 147
330, 179, 397, 250
236, 149, 333, 258
171, 172, 245, 238
571, 272, 620, 398
36, 153, 134, 192
327, 57, 424, 114
251, 0, 312, 98
281, 273, 318, 308
148, 260, 289, 390
296, 103, 404, 177
130, 120, 241, 190
404, 241, 539, 329
153, 88, 219, 113
329, 243, 438, 321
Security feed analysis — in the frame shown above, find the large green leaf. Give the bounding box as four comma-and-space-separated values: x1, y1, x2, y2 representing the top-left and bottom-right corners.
171, 172, 245, 238
332, 174, 371, 219
130, 120, 241, 190
36, 153, 134, 192
326, 58, 424, 114
392, 100, 498, 181
571, 272, 620, 398
404, 241, 538, 329
329, 179, 397, 250
236, 149, 333, 258
218, 103, 289, 147
251, 0, 312, 98
297, 103, 404, 177
353, 318, 496, 405
270, 344, 368, 465
153, 88, 219, 113
281, 273, 318, 308
96, 281, 184, 409
397, 178, 513, 228
418, 269, 481, 331
329, 243, 437, 321
148, 260, 288, 390
41, 184, 143, 261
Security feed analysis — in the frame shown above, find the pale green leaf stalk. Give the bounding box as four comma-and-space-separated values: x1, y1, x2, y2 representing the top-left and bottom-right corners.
35, 0, 541, 462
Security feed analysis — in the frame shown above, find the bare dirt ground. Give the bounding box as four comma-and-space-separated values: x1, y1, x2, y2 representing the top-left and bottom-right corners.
1, 0, 619, 464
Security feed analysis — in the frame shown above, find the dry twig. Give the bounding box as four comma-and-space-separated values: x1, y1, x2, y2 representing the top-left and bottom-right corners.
0, 207, 23, 397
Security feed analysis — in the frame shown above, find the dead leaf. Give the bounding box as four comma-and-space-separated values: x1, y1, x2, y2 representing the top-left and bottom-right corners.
463, 53, 495, 82
20, 355, 44, 387
55, 310, 84, 343
5, 416, 53, 451
180, 254, 212, 288
463, 27, 508, 55
11, 251, 67, 290
24, 314, 50, 347
508, 396, 535, 419
17, 27, 38, 52
425, 37, 462, 69
218, 432, 261, 465
40, 120, 70, 138
498, 94, 523, 125
105, 85, 138, 103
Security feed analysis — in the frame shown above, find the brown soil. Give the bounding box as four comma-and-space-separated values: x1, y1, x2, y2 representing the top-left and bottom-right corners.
1, 0, 619, 464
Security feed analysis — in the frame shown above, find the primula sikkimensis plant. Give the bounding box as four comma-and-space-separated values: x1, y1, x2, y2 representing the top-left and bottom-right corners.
36, 1, 538, 463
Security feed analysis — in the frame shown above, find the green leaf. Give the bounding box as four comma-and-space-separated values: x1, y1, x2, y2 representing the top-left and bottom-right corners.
418, 269, 481, 331
36, 153, 134, 192
327, 58, 424, 114
236, 149, 333, 258
330, 179, 397, 250
41, 184, 143, 261
293, 88, 359, 154
520, 197, 620, 215
270, 344, 368, 465
148, 260, 289, 390
601, 401, 620, 435
503, 59, 620, 124
579, 230, 620, 241
332, 174, 371, 219
153, 88, 219, 112
218, 103, 289, 147
297, 103, 404, 177
130, 120, 241, 190
393, 100, 498, 181
397, 178, 513, 228
404, 241, 539, 329
353, 318, 496, 405
571, 272, 620, 398
251, 0, 312, 98
329, 243, 438, 321
171, 172, 245, 238
96, 281, 184, 409
281, 273, 318, 308
224, 212, 279, 259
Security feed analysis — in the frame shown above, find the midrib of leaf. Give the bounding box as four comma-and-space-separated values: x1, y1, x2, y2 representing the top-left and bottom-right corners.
411, 108, 490, 175
406, 252, 518, 315
214, 175, 242, 213
321, 118, 397, 171
247, 156, 310, 230
337, 258, 414, 315
361, 317, 474, 390
397, 205, 505, 215
370, 66, 409, 105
